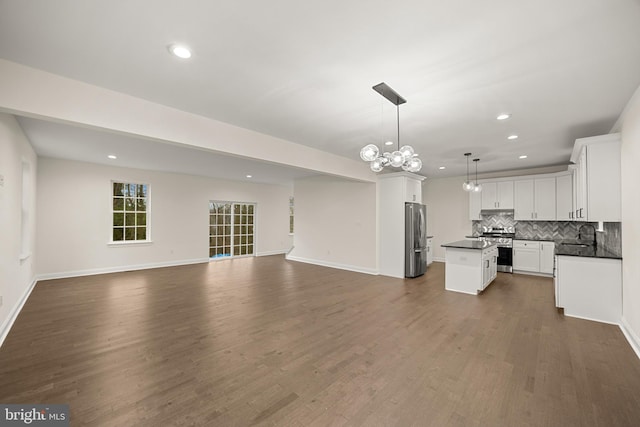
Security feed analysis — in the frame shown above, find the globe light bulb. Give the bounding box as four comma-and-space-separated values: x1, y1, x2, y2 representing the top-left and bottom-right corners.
360, 144, 379, 162
370, 158, 384, 172
399, 145, 414, 162
473, 183, 482, 192
390, 151, 404, 167
407, 157, 422, 172
462, 181, 474, 191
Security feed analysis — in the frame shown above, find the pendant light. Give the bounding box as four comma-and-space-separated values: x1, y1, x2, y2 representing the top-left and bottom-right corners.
473, 158, 482, 192
360, 83, 422, 173
462, 153, 474, 191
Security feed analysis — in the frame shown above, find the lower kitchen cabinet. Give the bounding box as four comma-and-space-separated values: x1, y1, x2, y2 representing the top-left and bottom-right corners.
539, 242, 555, 274
513, 240, 554, 275
555, 256, 621, 324
513, 240, 540, 272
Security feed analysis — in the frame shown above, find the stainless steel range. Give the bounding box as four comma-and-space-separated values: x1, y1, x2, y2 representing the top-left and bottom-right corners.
479, 227, 514, 273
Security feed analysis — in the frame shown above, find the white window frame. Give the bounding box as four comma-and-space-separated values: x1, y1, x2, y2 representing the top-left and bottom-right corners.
109, 181, 151, 245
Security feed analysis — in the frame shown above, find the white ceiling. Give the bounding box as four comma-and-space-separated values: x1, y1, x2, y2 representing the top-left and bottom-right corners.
1, 0, 640, 183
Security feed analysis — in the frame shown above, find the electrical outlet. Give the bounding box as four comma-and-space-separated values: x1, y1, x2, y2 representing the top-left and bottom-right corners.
0, 296, 3, 307
0, 174, 4, 187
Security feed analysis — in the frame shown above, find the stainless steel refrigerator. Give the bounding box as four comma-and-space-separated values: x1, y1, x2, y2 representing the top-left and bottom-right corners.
405, 202, 427, 278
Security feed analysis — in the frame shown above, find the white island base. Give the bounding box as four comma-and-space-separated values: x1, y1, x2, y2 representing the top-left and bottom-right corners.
442, 241, 498, 295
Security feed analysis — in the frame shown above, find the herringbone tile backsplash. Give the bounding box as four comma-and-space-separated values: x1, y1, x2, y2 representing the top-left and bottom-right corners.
472, 216, 621, 253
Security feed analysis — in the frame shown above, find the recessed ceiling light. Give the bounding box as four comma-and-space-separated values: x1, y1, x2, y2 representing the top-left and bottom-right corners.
384, 141, 394, 146
519, 155, 528, 159
168, 44, 192, 59
246, 175, 252, 178
107, 155, 117, 160
508, 135, 518, 140
496, 113, 511, 120
439, 166, 446, 170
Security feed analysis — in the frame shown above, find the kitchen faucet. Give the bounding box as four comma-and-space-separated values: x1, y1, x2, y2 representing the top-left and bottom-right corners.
578, 223, 597, 246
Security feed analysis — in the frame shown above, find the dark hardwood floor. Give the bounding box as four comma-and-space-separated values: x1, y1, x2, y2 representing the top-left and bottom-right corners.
1, 256, 639, 426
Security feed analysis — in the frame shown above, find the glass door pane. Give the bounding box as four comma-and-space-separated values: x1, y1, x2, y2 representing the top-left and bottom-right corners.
209, 201, 255, 259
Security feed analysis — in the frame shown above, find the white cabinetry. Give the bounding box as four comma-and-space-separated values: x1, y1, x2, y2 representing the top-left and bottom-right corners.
513, 240, 540, 272
481, 181, 514, 209
556, 256, 621, 324
571, 133, 621, 222
469, 190, 482, 220
405, 178, 422, 203
555, 173, 573, 221
539, 242, 555, 274
514, 240, 555, 275
445, 245, 498, 294
426, 238, 433, 266
514, 178, 556, 221
378, 172, 425, 278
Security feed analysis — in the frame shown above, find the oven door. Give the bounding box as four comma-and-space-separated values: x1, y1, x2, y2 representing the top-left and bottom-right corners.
497, 247, 513, 273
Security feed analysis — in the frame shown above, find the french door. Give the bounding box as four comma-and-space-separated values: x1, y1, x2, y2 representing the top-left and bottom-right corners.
208, 201, 255, 259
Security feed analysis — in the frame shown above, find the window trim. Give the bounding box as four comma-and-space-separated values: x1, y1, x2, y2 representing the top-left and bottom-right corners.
110, 180, 151, 244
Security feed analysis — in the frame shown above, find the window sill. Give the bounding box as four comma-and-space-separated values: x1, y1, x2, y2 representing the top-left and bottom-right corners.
19, 252, 32, 261
108, 240, 153, 247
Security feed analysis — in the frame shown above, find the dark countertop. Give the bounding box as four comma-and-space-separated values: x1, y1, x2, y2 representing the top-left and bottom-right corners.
514, 237, 556, 242
465, 235, 479, 239
555, 242, 622, 260
441, 240, 497, 250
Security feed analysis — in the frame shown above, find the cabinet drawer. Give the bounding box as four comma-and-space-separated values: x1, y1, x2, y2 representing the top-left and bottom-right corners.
513, 240, 540, 249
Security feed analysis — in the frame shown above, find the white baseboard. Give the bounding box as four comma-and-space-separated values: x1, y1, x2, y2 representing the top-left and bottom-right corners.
620, 317, 640, 360
434, 257, 445, 263
36, 258, 210, 281
285, 254, 378, 275
0, 276, 38, 349
256, 250, 288, 257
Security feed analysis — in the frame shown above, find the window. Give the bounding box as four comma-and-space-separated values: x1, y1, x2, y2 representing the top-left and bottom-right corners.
209, 201, 255, 258
112, 182, 149, 242
289, 196, 294, 234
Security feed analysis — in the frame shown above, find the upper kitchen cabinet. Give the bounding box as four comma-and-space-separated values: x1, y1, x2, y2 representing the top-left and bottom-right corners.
405, 177, 422, 204
514, 178, 556, 221
571, 134, 621, 222
556, 172, 573, 221
481, 181, 514, 210
469, 190, 482, 220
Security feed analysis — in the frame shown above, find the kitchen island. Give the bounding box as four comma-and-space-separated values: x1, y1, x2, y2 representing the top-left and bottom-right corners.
441, 240, 498, 295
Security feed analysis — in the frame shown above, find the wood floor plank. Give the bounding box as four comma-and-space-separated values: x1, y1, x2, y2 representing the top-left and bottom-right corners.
1, 256, 640, 426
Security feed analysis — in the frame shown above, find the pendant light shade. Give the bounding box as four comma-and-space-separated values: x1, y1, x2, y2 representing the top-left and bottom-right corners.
462, 153, 474, 191
360, 83, 422, 173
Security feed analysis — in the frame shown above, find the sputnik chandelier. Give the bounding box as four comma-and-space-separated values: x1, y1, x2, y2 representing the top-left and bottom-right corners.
360, 82, 422, 173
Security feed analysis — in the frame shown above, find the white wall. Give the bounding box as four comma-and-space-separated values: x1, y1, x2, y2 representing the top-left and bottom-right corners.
423, 176, 473, 261
287, 176, 377, 274
37, 158, 292, 278
620, 84, 640, 353
0, 114, 37, 341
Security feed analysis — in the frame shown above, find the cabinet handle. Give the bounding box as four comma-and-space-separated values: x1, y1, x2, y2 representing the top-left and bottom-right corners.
535, 212, 538, 219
